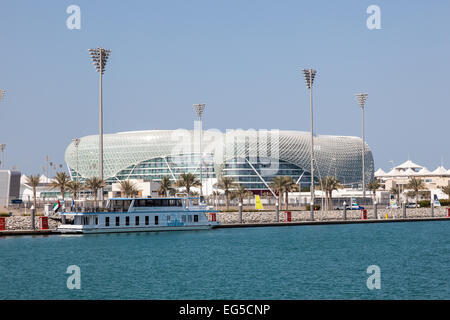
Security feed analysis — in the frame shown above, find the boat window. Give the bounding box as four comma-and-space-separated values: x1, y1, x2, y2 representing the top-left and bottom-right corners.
188, 215, 193, 222
145, 216, 149, 225
181, 215, 186, 222
105, 217, 110, 227
169, 199, 182, 207
95, 217, 98, 225
194, 215, 198, 222
126, 216, 130, 226
154, 215, 159, 225
135, 216, 139, 226
167, 215, 171, 222
111, 200, 132, 212
116, 216, 120, 226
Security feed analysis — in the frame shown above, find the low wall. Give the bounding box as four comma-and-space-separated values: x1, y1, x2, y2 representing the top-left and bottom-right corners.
4, 216, 60, 230
215, 207, 450, 224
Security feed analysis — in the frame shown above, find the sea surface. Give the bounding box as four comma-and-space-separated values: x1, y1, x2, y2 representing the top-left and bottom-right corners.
1, 221, 449, 299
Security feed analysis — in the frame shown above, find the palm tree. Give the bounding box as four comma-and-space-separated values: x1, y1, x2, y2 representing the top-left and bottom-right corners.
119, 180, 139, 198
367, 179, 382, 204
49, 172, 70, 202
211, 190, 221, 207
406, 177, 426, 208
441, 185, 450, 200
158, 176, 174, 196
216, 176, 235, 210
231, 183, 248, 205
270, 176, 286, 210
318, 176, 343, 210
67, 180, 83, 200
175, 173, 201, 195
85, 177, 105, 204
281, 176, 297, 211
25, 175, 40, 230
390, 186, 401, 205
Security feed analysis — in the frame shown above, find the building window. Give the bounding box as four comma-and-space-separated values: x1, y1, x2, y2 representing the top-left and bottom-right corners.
116, 216, 120, 226
154, 215, 159, 225
105, 217, 110, 227
126, 216, 130, 226
135, 216, 139, 226
145, 216, 149, 225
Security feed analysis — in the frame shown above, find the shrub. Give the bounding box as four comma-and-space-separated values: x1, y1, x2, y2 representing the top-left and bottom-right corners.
439, 199, 450, 206
305, 204, 321, 211
418, 200, 430, 208
0, 212, 10, 217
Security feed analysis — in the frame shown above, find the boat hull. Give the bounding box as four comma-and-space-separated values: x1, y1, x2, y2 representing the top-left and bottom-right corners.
58, 224, 217, 234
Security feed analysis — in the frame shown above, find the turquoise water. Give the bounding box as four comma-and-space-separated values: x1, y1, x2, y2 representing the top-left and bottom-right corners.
1, 221, 449, 299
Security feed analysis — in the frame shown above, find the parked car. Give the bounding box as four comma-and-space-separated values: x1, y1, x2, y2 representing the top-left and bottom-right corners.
386, 204, 401, 209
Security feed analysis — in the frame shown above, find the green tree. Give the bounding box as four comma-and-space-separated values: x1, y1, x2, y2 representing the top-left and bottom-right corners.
119, 180, 139, 198
175, 173, 201, 195
85, 177, 105, 204
158, 176, 174, 197
216, 176, 235, 210
406, 177, 426, 208
49, 172, 71, 202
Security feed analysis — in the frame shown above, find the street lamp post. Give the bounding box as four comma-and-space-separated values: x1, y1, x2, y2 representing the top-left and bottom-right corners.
89, 47, 111, 202
193, 103, 206, 199
302, 68, 317, 220
356, 93, 368, 206
72, 138, 81, 181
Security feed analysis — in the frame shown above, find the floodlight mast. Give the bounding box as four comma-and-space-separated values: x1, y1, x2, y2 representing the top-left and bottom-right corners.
355, 93, 368, 206
302, 68, 317, 220
89, 47, 111, 202
0, 90, 6, 169
193, 104, 206, 198
72, 138, 81, 182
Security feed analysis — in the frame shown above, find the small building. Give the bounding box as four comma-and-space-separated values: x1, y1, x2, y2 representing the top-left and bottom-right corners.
0, 170, 21, 207
375, 160, 450, 202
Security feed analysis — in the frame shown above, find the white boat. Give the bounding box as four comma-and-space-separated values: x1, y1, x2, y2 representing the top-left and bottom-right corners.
57, 195, 220, 234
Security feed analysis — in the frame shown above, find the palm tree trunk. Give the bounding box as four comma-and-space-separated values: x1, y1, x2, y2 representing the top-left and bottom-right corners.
416, 192, 419, 208
226, 193, 229, 210
285, 191, 288, 211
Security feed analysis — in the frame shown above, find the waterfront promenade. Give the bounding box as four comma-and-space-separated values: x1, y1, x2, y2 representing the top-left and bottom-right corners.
0, 207, 448, 236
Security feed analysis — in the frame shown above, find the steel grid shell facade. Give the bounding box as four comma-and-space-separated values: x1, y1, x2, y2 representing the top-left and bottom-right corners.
64, 129, 374, 189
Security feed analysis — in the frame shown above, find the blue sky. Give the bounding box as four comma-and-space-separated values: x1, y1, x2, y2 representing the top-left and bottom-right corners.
0, 0, 449, 175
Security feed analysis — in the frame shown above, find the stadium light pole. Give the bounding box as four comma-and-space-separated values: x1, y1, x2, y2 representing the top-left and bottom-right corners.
89, 47, 111, 202
0, 90, 5, 169
356, 93, 368, 206
72, 138, 81, 181
193, 103, 206, 199
302, 68, 317, 220
0, 144, 5, 169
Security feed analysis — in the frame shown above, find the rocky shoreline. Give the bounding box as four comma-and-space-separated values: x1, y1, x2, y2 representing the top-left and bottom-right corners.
1, 207, 448, 231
